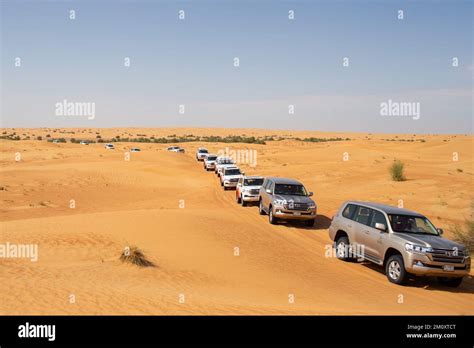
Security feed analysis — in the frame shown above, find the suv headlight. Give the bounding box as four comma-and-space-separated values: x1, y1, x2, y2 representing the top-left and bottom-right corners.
308, 203, 316, 209
405, 243, 432, 254
274, 199, 286, 207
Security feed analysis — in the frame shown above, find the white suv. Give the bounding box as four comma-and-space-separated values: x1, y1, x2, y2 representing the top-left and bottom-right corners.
104, 143, 115, 150
215, 157, 235, 177
203, 154, 218, 171
236, 176, 264, 206
220, 167, 244, 190
196, 148, 208, 161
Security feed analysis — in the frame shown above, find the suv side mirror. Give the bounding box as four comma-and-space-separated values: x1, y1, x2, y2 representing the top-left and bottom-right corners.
241, 172, 245, 175
375, 223, 387, 232
266, 189, 272, 194
437, 228, 444, 235
308, 192, 313, 197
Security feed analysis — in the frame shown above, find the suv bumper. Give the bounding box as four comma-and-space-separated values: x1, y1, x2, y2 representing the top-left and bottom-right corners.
205, 163, 216, 169
242, 193, 259, 202
223, 181, 238, 188
404, 253, 471, 277
274, 207, 317, 220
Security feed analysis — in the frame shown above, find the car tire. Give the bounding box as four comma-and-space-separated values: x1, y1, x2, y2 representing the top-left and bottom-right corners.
437, 277, 463, 288
236, 195, 241, 204
259, 200, 266, 215
335, 236, 352, 261
304, 219, 315, 227
241, 199, 246, 207
268, 208, 278, 224
385, 255, 407, 285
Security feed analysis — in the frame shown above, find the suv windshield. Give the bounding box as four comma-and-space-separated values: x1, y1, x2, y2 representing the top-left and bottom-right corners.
388, 214, 439, 235
225, 169, 241, 175
207, 156, 217, 161
199, 149, 208, 153
244, 178, 264, 186
274, 184, 307, 196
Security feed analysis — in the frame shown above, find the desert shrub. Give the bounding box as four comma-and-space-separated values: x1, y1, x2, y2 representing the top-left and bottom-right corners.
120, 246, 155, 267
37, 136, 42, 140
390, 160, 406, 181
452, 218, 474, 251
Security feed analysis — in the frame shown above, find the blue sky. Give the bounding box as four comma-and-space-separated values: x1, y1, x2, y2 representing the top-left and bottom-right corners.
1, 0, 472, 133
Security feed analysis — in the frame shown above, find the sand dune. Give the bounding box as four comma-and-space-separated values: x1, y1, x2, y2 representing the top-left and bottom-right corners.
0, 128, 473, 314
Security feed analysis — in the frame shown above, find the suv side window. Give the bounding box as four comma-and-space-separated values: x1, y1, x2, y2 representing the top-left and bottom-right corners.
268, 182, 274, 194
342, 204, 357, 219
354, 206, 372, 226
370, 210, 387, 228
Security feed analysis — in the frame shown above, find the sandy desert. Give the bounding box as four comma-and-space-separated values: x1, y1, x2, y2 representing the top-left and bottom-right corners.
0, 127, 473, 315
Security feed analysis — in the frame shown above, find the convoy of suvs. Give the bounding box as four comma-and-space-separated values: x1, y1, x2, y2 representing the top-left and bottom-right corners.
193, 147, 471, 287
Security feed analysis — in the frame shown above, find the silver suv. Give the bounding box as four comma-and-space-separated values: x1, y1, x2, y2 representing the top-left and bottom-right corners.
328, 201, 471, 286
258, 177, 317, 227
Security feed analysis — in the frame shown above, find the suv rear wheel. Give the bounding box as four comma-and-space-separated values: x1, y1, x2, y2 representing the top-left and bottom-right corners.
335, 236, 351, 261
437, 277, 463, 288
385, 255, 407, 285
236, 194, 241, 204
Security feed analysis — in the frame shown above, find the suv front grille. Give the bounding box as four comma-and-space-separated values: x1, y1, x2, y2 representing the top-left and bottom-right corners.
429, 248, 466, 264
229, 178, 239, 182
249, 189, 260, 195
284, 202, 309, 211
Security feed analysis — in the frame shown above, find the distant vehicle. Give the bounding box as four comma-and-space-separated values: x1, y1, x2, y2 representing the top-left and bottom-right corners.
328, 201, 471, 286
220, 166, 244, 190
130, 148, 141, 152
167, 146, 179, 151
203, 154, 218, 171
104, 143, 115, 150
196, 148, 209, 161
258, 177, 317, 227
236, 176, 264, 206
79, 140, 89, 145
215, 157, 235, 177
52, 139, 60, 143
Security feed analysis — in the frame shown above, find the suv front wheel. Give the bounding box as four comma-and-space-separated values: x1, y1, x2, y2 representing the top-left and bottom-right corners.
385, 255, 407, 285
268, 207, 278, 225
